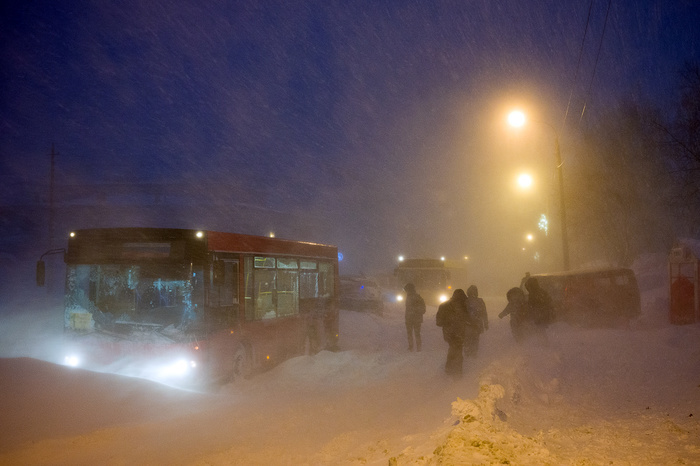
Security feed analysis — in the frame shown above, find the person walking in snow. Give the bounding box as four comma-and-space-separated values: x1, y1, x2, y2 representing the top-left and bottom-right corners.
403, 282, 426, 352
436, 288, 470, 377
520, 272, 531, 296
464, 285, 488, 358
498, 286, 530, 343
525, 277, 553, 343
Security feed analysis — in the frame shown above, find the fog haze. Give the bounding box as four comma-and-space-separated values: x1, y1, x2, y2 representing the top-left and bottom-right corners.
2, 1, 699, 292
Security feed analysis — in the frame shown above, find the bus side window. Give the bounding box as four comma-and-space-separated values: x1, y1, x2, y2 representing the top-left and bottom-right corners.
213, 260, 225, 287
318, 262, 334, 297
244, 257, 255, 321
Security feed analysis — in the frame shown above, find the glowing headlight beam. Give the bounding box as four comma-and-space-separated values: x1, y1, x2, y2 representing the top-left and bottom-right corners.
156, 359, 198, 378
64, 355, 80, 367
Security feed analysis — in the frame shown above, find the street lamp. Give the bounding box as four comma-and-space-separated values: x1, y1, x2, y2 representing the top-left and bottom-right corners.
517, 172, 533, 190
507, 110, 570, 270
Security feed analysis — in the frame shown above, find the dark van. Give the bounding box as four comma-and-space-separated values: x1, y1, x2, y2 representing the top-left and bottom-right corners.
529, 268, 641, 327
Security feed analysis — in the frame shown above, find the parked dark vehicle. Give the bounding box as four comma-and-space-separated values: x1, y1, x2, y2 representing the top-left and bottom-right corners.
529, 268, 641, 327
339, 275, 383, 314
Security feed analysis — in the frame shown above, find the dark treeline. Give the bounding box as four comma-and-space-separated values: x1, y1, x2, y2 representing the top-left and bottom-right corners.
565, 62, 700, 267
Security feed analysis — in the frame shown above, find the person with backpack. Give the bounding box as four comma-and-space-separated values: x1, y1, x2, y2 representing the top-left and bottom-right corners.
464, 285, 488, 358
436, 288, 470, 377
403, 283, 426, 352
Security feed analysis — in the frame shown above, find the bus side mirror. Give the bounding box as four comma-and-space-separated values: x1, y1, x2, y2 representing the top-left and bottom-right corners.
36, 261, 46, 287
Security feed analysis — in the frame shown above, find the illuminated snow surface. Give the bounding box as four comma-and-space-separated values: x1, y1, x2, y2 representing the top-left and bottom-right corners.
1, 257, 699, 465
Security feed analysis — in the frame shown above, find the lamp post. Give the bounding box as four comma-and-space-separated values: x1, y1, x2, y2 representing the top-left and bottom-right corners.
508, 110, 570, 271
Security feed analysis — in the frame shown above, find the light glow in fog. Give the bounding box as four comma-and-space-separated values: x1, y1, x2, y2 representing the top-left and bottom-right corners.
64, 355, 80, 367
156, 359, 197, 378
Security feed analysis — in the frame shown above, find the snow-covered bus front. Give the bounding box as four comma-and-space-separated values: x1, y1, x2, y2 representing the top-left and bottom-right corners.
394, 258, 469, 305
47, 228, 339, 384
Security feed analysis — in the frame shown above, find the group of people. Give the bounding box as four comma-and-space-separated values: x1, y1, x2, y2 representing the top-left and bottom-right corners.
497, 276, 554, 344
403, 282, 489, 377
402, 274, 553, 378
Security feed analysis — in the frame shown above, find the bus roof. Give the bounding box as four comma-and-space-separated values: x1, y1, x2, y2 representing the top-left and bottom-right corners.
207, 230, 337, 259
66, 228, 338, 260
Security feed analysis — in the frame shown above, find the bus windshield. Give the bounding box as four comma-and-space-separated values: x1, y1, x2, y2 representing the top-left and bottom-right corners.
395, 269, 447, 290
65, 263, 203, 332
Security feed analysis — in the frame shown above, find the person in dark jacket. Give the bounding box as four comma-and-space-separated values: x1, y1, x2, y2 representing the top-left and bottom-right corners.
498, 287, 529, 343
525, 277, 553, 326
464, 285, 488, 358
403, 283, 426, 351
436, 288, 470, 377
525, 277, 553, 343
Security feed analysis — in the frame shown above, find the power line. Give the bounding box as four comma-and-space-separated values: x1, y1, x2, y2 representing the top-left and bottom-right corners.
562, 0, 595, 130
579, 0, 613, 124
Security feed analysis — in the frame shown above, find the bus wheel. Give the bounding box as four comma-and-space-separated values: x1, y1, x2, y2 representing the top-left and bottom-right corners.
231, 344, 252, 381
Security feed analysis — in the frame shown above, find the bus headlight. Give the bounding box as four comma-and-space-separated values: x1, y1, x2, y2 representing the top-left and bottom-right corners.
438, 294, 449, 303
157, 358, 198, 378
64, 355, 81, 367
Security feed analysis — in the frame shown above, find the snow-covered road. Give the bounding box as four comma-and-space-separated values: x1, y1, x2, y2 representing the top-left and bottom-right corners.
1, 290, 699, 465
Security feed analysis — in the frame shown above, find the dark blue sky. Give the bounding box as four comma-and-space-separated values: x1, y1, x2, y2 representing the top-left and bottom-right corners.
2, 0, 699, 279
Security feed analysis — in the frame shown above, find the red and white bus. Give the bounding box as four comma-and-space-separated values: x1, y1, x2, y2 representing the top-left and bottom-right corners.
41, 228, 339, 384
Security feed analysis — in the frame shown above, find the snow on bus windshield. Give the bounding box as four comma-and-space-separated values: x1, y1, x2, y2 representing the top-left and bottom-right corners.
65, 263, 199, 331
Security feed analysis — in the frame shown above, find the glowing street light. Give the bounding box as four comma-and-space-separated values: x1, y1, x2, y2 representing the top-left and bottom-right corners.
517, 173, 533, 189
508, 109, 570, 270
507, 110, 526, 128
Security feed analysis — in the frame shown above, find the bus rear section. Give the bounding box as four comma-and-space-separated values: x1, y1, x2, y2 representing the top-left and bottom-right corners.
531, 268, 641, 327
58, 228, 339, 385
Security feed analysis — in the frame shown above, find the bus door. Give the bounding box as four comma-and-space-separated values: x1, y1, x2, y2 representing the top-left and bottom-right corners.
205, 256, 240, 378
209, 256, 240, 325
243, 256, 302, 366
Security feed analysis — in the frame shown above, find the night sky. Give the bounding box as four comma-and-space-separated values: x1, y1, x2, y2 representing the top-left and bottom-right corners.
2, 0, 699, 284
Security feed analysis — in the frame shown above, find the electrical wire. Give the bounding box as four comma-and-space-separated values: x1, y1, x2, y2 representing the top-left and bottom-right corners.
579, 0, 613, 124
562, 0, 594, 131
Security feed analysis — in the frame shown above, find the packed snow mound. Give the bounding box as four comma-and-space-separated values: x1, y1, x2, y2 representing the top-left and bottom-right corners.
433, 387, 556, 465
417, 321, 700, 465
423, 345, 563, 465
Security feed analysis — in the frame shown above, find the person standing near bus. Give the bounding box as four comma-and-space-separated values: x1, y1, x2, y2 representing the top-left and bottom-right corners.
464, 285, 488, 358
520, 272, 531, 296
525, 277, 553, 344
403, 283, 426, 352
436, 288, 469, 377
498, 287, 529, 343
